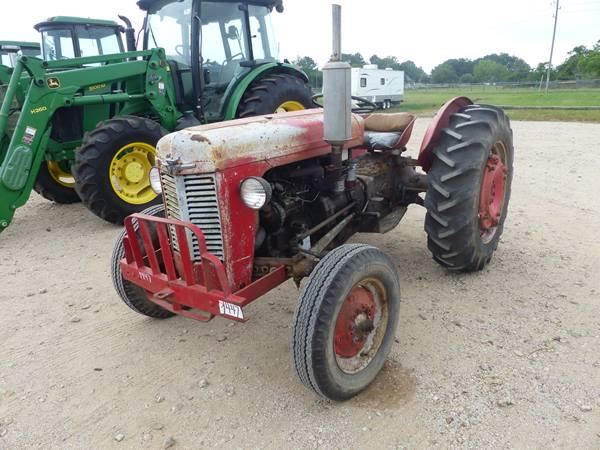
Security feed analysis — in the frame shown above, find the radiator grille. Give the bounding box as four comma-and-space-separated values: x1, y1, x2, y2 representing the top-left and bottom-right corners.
160, 172, 224, 261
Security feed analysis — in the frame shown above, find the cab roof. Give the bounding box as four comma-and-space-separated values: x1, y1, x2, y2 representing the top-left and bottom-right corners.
34, 16, 121, 31
0, 41, 40, 49
137, 0, 283, 13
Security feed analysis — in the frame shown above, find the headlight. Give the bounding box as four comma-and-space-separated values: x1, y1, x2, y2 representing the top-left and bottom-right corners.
240, 177, 272, 210
149, 167, 162, 194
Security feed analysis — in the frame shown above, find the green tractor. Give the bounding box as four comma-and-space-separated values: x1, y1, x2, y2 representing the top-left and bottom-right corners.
1, 17, 134, 202
0, 41, 40, 119
0, 42, 41, 139
0, 41, 40, 72
0, 0, 312, 232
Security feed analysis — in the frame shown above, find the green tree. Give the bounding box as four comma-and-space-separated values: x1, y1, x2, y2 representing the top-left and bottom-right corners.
341, 52, 366, 68
398, 60, 428, 82
293, 56, 318, 73
473, 59, 510, 82
369, 55, 400, 70
474, 53, 531, 81
441, 58, 475, 77
459, 73, 475, 83
430, 63, 459, 83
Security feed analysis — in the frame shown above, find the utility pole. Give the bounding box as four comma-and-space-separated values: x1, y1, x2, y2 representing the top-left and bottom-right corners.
545, 0, 560, 94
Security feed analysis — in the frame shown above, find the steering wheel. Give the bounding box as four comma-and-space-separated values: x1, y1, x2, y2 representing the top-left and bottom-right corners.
222, 52, 244, 65
311, 94, 378, 114
174, 45, 186, 57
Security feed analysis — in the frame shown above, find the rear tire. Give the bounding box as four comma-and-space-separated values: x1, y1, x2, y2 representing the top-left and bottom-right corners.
34, 161, 80, 204
73, 116, 165, 225
111, 204, 175, 319
424, 105, 514, 272
292, 244, 401, 401
236, 73, 313, 118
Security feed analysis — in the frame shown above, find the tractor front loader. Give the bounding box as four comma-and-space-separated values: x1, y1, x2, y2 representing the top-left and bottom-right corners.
0, 0, 312, 233
0, 49, 181, 229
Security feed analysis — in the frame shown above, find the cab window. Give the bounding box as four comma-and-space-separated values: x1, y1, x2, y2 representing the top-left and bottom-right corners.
42, 29, 76, 60
76, 26, 122, 57
248, 5, 278, 61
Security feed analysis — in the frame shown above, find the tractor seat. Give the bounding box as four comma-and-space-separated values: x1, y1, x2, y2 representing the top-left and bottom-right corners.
363, 113, 415, 151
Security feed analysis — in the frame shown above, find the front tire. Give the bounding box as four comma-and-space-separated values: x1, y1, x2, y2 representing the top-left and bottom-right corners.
292, 244, 401, 401
73, 116, 165, 224
236, 73, 313, 118
111, 204, 175, 319
34, 161, 81, 204
424, 105, 514, 272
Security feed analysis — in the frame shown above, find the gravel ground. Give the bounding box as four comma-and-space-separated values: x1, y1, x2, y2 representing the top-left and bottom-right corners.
0, 120, 599, 449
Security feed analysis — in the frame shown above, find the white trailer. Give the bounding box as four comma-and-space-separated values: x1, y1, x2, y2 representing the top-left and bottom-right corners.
351, 65, 404, 109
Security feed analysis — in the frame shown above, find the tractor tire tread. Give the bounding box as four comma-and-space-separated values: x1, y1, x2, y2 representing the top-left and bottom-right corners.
73, 116, 165, 224
424, 104, 514, 272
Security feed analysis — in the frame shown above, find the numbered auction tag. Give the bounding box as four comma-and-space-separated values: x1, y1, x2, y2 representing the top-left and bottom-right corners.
218, 301, 244, 320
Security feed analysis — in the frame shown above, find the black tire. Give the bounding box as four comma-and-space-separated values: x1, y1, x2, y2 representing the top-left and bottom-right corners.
73, 116, 166, 225
424, 104, 514, 272
34, 161, 81, 204
236, 73, 313, 118
292, 244, 401, 401
111, 204, 175, 319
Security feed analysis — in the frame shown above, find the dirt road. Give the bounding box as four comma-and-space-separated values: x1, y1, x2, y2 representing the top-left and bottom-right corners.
1, 120, 599, 449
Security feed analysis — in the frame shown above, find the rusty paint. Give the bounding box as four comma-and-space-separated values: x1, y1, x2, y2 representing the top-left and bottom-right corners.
191, 134, 212, 145
156, 110, 365, 174
418, 97, 473, 172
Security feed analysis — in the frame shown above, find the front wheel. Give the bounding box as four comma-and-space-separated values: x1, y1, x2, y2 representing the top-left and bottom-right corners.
424, 104, 514, 272
292, 244, 401, 401
111, 204, 175, 319
73, 116, 166, 224
34, 161, 81, 204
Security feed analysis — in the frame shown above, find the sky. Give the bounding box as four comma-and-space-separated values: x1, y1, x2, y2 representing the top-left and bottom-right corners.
2, 0, 598, 72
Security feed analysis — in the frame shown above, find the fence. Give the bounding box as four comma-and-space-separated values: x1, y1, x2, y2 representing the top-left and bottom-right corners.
407, 79, 600, 91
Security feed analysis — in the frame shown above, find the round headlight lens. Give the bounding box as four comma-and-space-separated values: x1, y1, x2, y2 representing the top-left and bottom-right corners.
240, 177, 272, 210
149, 167, 162, 194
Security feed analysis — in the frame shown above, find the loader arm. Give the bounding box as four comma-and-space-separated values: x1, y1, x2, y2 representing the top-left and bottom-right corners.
0, 50, 181, 232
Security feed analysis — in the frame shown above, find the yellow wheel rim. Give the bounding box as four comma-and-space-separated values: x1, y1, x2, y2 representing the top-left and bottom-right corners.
109, 142, 158, 205
47, 161, 75, 188
275, 100, 305, 113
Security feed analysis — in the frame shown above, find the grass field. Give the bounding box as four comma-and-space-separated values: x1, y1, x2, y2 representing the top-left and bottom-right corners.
393, 87, 600, 123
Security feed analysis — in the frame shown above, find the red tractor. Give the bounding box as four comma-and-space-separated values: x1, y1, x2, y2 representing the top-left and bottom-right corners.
111, 6, 513, 400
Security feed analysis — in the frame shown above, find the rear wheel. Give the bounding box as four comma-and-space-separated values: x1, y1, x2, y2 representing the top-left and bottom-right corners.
73, 116, 165, 224
292, 244, 401, 401
34, 161, 80, 204
236, 73, 313, 118
424, 105, 514, 272
111, 204, 175, 319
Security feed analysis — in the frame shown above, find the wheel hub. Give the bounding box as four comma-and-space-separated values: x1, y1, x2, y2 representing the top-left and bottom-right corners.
109, 142, 157, 205
124, 161, 145, 183
479, 153, 508, 233
47, 161, 75, 188
334, 286, 377, 358
275, 100, 305, 113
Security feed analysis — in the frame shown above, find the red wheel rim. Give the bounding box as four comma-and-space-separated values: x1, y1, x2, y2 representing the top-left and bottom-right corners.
479, 143, 508, 243
334, 286, 377, 358
333, 279, 389, 374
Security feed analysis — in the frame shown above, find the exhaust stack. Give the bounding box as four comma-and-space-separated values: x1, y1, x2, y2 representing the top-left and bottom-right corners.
322, 4, 352, 151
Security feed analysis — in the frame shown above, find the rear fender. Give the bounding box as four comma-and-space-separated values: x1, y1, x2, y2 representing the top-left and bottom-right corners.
418, 96, 473, 172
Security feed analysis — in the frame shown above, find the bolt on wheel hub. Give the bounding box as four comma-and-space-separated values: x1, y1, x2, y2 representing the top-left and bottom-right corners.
334, 286, 377, 358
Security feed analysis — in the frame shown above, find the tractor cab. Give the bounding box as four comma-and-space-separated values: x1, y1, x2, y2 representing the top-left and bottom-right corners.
140, 0, 286, 121
0, 41, 40, 68
35, 17, 125, 61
